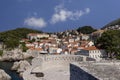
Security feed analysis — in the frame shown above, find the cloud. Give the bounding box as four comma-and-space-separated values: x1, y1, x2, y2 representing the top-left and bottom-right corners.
24, 17, 47, 28
50, 4, 90, 24
85, 8, 90, 13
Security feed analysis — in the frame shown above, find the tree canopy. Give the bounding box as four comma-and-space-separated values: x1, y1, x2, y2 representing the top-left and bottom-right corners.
77, 26, 97, 34
0, 28, 42, 49
96, 30, 120, 59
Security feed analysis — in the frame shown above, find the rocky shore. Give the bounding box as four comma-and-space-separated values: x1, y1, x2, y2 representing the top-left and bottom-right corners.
0, 49, 32, 61
0, 49, 33, 80
0, 69, 11, 80
11, 60, 31, 77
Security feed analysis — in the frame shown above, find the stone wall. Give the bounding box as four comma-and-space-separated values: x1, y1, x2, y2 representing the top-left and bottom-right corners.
31, 55, 92, 71
70, 63, 98, 80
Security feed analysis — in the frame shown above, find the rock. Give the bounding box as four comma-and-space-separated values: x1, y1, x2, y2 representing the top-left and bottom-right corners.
0, 69, 11, 80
11, 60, 31, 76
17, 60, 31, 73
19, 72, 23, 77
22, 52, 32, 59
0, 49, 32, 61
11, 61, 20, 71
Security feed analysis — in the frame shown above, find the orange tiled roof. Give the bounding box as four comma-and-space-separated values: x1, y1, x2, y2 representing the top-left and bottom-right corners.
22, 38, 29, 41
83, 46, 99, 50
35, 48, 43, 51
27, 46, 34, 49
29, 47, 43, 51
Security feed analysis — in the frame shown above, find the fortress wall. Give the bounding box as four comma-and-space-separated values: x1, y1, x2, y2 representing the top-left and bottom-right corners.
32, 57, 43, 67
31, 55, 87, 70
70, 63, 98, 80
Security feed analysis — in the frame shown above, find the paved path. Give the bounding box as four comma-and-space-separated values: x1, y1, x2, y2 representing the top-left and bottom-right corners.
23, 66, 70, 80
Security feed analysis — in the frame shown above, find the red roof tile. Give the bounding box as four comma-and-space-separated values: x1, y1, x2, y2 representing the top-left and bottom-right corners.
83, 46, 99, 50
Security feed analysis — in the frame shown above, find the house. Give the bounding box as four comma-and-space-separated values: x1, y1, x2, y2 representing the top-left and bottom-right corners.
80, 34, 89, 40
74, 36, 80, 41
25, 42, 34, 48
49, 47, 62, 54
48, 47, 56, 54
77, 46, 106, 61
105, 25, 120, 30
50, 34, 58, 38
27, 33, 49, 41
79, 41, 94, 49
68, 38, 75, 43
27, 33, 38, 41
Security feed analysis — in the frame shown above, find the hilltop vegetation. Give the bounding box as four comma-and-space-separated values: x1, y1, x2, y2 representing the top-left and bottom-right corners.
0, 28, 42, 49
96, 30, 120, 59
103, 18, 120, 29
77, 26, 97, 34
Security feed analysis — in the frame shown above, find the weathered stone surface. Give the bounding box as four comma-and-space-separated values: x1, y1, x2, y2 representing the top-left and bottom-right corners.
23, 55, 88, 80
23, 55, 120, 80
0, 49, 32, 61
11, 61, 20, 71
0, 69, 11, 80
11, 60, 31, 76
74, 61, 120, 80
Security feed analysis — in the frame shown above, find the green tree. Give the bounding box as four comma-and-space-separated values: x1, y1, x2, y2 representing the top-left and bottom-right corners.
20, 42, 28, 52
0, 28, 42, 50
96, 30, 120, 59
0, 50, 3, 56
4, 38, 19, 50
77, 26, 97, 34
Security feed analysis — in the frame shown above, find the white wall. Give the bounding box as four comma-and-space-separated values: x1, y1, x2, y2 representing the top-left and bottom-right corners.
89, 50, 106, 61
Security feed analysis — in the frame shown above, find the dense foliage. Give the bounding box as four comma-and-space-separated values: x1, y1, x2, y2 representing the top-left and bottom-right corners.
20, 42, 28, 52
77, 26, 96, 34
0, 28, 42, 49
96, 30, 120, 59
0, 50, 3, 56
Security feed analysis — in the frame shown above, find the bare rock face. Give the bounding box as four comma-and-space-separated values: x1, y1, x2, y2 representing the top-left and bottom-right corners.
11, 62, 20, 71
11, 60, 31, 77
1, 49, 32, 61
0, 69, 11, 80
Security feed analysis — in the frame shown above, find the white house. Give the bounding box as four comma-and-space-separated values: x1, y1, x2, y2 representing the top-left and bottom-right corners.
27, 33, 49, 41
86, 41, 94, 47
49, 47, 58, 54
57, 48, 62, 54
79, 41, 94, 49
77, 46, 106, 61
80, 34, 89, 40
69, 38, 75, 43
27, 33, 38, 41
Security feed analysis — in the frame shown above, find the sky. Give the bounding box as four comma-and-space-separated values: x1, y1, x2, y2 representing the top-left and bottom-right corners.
0, 0, 120, 32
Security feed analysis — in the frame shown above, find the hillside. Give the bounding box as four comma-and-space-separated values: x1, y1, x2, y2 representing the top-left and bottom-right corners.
77, 26, 97, 34
0, 28, 42, 40
0, 28, 42, 49
102, 18, 120, 29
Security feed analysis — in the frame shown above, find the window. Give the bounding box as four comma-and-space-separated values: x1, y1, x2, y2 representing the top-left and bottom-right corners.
89, 51, 91, 53
98, 55, 100, 58
97, 51, 99, 53
96, 55, 97, 58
